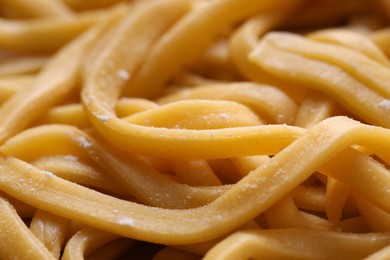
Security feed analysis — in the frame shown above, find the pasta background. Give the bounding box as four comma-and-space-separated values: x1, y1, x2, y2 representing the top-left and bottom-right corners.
0, 0, 390, 259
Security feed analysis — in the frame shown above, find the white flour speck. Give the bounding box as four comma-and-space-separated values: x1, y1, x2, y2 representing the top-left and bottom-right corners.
97, 114, 112, 124
85, 96, 95, 106
243, 183, 258, 189
64, 155, 78, 162
219, 113, 229, 120
379, 99, 390, 110
117, 70, 130, 80
77, 136, 92, 149
118, 217, 135, 227
43, 170, 54, 178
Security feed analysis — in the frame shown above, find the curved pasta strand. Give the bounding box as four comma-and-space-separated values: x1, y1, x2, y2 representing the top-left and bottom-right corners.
228, 7, 307, 102
37, 98, 158, 128
81, 0, 303, 159
203, 229, 390, 260
85, 1, 190, 106
175, 220, 265, 258
84, 104, 302, 159
1, 125, 228, 209
265, 33, 390, 98
228, 4, 301, 83
250, 35, 390, 127
308, 28, 390, 67
371, 28, 390, 57
0, 56, 48, 76
352, 195, 390, 232
0, 75, 33, 84
122, 0, 303, 98
36, 104, 90, 128
319, 147, 390, 212
0, 16, 112, 145
337, 217, 369, 233
291, 185, 327, 212
0, 76, 32, 104
1, 117, 390, 244
228, 14, 280, 82
62, 227, 122, 260
0, 196, 56, 259
293, 92, 341, 224
0, 8, 115, 53
193, 38, 240, 82
231, 155, 270, 177
32, 155, 129, 195
0, 0, 73, 19
124, 100, 262, 129
29, 210, 70, 259
82, 0, 191, 95
325, 178, 350, 223
365, 244, 390, 260
208, 159, 243, 184
61, 0, 125, 11
169, 71, 223, 88
294, 91, 334, 128
157, 83, 297, 124
296, 93, 349, 224
174, 237, 224, 256
115, 98, 158, 118
2, 193, 36, 218
85, 237, 136, 260
263, 195, 333, 231
84, 81, 302, 158
293, 91, 350, 224
172, 159, 222, 186
84, 81, 303, 158
233, 156, 335, 230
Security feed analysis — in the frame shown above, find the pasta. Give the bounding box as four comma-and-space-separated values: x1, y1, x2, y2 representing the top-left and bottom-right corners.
1, 0, 390, 259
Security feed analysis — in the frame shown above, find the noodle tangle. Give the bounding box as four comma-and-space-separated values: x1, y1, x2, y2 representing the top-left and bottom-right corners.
0, 0, 390, 259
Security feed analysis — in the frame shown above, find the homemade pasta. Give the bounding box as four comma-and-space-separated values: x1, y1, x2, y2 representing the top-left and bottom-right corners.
1, 0, 390, 259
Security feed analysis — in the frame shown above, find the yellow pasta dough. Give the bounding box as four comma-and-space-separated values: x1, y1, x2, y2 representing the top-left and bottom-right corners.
0, 0, 390, 259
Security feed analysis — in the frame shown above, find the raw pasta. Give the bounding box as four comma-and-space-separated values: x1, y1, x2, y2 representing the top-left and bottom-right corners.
1, 0, 390, 259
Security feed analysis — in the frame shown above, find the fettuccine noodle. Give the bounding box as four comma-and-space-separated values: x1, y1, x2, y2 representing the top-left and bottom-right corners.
1, 0, 390, 259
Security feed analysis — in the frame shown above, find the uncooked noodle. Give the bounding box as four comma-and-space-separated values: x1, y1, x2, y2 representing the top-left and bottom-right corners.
1, 0, 390, 259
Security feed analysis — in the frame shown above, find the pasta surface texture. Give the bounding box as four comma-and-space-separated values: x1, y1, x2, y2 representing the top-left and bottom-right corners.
1, 0, 390, 259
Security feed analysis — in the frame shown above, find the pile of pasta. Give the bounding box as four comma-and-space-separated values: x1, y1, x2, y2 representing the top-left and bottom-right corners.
1, 0, 390, 259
